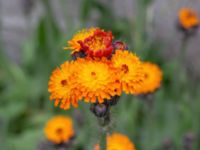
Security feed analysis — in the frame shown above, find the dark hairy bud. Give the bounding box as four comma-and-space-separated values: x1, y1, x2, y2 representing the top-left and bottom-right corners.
90, 103, 109, 118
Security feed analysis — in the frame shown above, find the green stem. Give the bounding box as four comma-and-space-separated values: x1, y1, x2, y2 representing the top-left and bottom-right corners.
179, 35, 189, 65
98, 111, 110, 150
178, 35, 189, 84
100, 128, 107, 150
134, 1, 147, 53
174, 35, 189, 98
133, 0, 154, 57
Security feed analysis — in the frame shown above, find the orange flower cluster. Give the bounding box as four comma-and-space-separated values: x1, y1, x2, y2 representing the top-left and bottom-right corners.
48, 27, 162, 109
44, 116, 75, 144
94, 133, 136, 150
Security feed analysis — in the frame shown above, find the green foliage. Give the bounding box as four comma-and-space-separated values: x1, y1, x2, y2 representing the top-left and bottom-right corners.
0, 0, 200, 150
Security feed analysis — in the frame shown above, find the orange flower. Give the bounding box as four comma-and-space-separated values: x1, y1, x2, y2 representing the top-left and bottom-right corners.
178, 8, 199, 30
44, 116, 75, 144
135, 62, 162, 94
48, 61, 81, 110
79, 28, 114, 57
94, 133, 136, 150
73, 58, 121, 103
111, 50, 144, 94
64, 27, 97, 53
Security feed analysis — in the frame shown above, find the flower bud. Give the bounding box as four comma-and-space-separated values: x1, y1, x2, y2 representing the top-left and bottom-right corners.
105, 95, 120, 106
113, 41, 128, 50
90, 103, 109, 118
182, 132, 196, 150
72, 51, 86, 60
162, 138, 173, 150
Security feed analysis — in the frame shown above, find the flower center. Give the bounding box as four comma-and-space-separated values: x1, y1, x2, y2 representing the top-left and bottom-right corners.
86, 36, 107, 51
61, 80, 68, 86
81, 29, 113, 53
144, 73, 149, 79
121, 64, 129, 74
91, 71, 96, 76
56, 128, 63, 135
186, 12, 195, 19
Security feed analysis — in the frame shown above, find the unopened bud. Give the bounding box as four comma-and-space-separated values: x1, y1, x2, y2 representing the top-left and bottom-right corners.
90, 103, 109, 118
105, 95, 120, 106
113, 41, 128, 50
72, 51, 86, 60
183, 132, 196, 150
162, 138, 173, 150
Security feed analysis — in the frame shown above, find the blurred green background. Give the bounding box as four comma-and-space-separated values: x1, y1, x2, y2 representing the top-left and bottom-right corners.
0, 0, 200, 149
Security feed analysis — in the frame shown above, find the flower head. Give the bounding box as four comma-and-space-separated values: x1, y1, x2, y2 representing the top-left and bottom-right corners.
135, 62, 162, 94
74, 58, 121, 103
65, 27, 97, 53
79, 28, 114, 57
48, 61, 81, 110
178, 8, 199, 31
111, 50, 144, 94
94, 133, 136, 150
44, 116, 75, 144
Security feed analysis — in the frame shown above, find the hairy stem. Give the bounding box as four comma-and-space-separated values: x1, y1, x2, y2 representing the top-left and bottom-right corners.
100, 128, 107, 150
98, 110, 110, 150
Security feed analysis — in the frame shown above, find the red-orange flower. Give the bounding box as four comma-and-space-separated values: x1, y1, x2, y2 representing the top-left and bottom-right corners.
48, 61, 82, 110
64, 27, 97, 53
73, 57, 121, 103
79, 28, 114, 57
134, 62, 162, 94
111, 50, 144, 94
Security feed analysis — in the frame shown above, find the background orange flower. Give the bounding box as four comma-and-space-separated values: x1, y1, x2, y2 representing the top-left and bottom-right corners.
44, 116, 75, 144
94, 133, 136, 150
